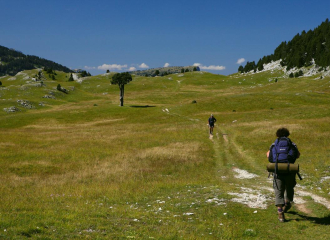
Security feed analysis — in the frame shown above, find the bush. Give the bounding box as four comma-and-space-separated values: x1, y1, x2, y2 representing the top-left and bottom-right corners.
294, 70, 304, 78
80, 71, 91, 77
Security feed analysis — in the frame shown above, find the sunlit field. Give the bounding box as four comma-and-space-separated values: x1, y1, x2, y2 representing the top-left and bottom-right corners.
0, 69, 330, 239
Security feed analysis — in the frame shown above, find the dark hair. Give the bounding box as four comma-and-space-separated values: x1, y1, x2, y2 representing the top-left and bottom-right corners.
276, 128, 290, 138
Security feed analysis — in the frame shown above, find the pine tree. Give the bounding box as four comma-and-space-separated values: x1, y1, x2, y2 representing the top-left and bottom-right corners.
238, 65, 244, 73
68, 73, 74, 81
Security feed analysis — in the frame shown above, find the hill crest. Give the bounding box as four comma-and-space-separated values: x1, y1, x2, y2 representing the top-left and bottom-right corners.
129, 65, 200, 76
240, 18, 330, 73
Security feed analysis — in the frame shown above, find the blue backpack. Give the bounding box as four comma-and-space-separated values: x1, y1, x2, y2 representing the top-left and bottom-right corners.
270, 137, 297, 163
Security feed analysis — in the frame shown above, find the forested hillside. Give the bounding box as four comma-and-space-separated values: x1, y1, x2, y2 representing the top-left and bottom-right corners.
239, 18, 330, 73
0, 45, 72, 76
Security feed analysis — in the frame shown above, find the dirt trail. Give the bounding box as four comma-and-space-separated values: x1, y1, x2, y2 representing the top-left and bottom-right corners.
222, 134, 228, 142
210, 128, 330, 213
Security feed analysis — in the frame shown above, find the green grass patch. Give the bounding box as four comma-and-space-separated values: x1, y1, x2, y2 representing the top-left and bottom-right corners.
0, 70, 330, 238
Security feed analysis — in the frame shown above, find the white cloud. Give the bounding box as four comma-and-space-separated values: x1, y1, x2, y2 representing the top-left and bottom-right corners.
201, 65, 226, 70
97, 64, 128, 71
164, 63, 170, 67
84, 66, 96, 70
139, 63, 149, 68
193, 63, 225, 71
128, 67, 137, 71
236, 58, 246, 65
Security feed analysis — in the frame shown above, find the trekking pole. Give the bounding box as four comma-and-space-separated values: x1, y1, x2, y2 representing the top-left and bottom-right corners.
274, 154, 279, 190
297, 172, 303, 180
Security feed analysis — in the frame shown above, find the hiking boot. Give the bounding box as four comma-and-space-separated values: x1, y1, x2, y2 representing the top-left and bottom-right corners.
278, 211, 285, 223
283, 202, 291, 213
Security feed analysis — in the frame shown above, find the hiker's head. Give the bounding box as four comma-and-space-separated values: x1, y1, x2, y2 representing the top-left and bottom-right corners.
211, 114, 213, 117
276, 128, 290, 138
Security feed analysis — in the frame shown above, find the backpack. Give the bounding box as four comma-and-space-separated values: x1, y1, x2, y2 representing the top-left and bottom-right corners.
269, 137, 297, 164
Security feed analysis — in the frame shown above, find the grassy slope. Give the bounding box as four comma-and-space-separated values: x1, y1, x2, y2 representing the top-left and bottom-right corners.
0, 69, 330, 239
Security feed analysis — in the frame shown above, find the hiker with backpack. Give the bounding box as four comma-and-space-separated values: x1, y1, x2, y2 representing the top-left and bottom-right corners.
208, 114, 217, 135
267, 128, 300, 222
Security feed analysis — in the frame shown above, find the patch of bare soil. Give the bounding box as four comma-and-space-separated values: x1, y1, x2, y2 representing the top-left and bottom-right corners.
222, 134, 228, 142
295, 203, 313, 215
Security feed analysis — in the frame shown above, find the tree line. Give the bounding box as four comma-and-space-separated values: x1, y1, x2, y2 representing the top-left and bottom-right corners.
0, 45, 72, 76
239, 18, 330, 73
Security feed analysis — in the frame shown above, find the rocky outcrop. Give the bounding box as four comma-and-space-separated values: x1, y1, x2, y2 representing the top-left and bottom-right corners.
3, 106, 19, 113
17, 99, 35, 109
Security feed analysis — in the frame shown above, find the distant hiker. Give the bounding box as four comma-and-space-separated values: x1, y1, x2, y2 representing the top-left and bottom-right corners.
208, 114, 217, 135
267, 128, 300, 223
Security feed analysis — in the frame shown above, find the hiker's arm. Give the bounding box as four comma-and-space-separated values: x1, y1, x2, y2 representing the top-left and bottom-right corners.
292, 142, 300, 159
268, 145, 274, 162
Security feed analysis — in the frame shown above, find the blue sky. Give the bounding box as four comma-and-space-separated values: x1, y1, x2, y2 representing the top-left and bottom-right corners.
1, 0, 330, 75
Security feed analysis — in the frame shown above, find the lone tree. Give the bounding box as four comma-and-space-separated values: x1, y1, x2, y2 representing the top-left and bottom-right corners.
111, 72, 132, 106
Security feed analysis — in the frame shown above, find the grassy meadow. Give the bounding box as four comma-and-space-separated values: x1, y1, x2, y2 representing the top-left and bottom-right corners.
0, 68, 330, 239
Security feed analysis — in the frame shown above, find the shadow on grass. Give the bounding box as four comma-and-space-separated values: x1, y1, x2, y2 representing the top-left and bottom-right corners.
288, 211, 330, 225
130, 105, 156, 108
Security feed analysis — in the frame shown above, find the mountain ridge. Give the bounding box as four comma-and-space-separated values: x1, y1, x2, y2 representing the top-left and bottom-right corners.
129, 65, 200, 76
0, 45, 72, 76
